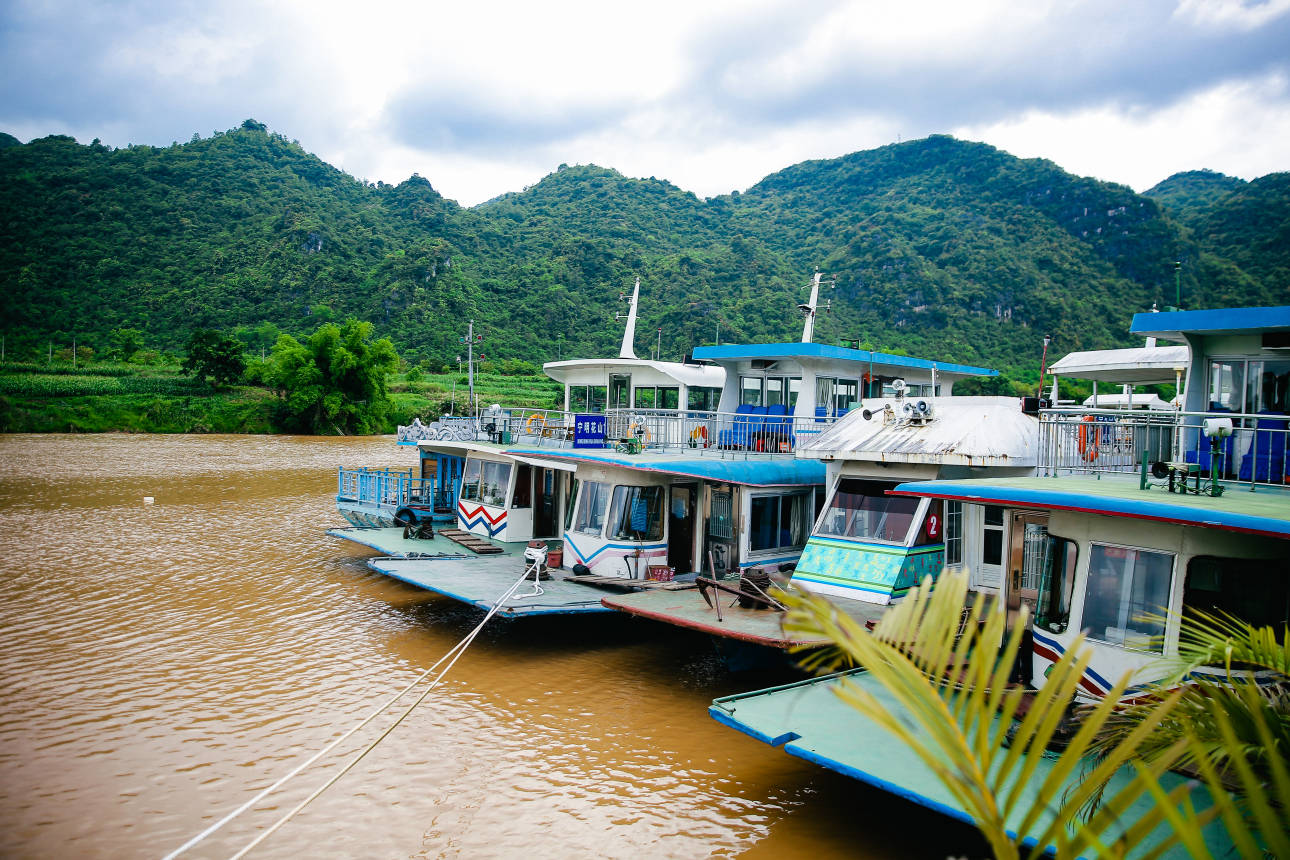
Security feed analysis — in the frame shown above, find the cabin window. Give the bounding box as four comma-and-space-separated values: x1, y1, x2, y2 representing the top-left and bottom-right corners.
658, 387, 679, 410
740, 376, 763, 407
817, 478, 916, 544
460, 459, 511, 507
511, 464, 532, 509
1184, 556, 1290, 637
816, 377, 836, 415
1244, 360, 1290, 414
787, 377, 801, 409
480, 461, 511, 507
765, 378, 786, 407
574, 480, 610, 535
945, 501, 964, 565
569, 385, 608, 413
634, 387, 656, 408
1034, 536, 1080, 634
688, 386, 721, 411
1082, 544, 1174, 651
750, 492, 812, 552
982, 506, 1004, 567
912, 499, 943, 547
460, 458, 481, 502
1207, 358, 1290, 414
606, 485, 664, 540
835, 379, 858, 414
564, 478, 580, 531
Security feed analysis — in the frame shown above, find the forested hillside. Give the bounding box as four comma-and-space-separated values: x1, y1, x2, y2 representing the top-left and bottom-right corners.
2, 121, 1286, 382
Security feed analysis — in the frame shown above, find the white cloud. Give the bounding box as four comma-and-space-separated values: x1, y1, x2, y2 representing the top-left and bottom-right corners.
2, 0, 1287, 205
957, 71, 1290, 191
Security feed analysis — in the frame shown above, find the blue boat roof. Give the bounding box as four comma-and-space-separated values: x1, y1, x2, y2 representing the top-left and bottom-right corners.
1131, 306, 1290, 341
891, 475, 1290, 539
508, 449, 825, 486
691, 342, 997, 377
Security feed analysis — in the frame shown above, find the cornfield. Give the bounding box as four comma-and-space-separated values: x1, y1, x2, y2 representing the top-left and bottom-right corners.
0, 374, 204, 397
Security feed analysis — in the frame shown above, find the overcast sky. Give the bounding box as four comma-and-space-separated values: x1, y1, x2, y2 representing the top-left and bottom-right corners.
2, 0, 1287, 206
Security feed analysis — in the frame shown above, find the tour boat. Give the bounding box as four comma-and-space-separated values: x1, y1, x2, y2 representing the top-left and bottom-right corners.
708, 304, 1290, 853
330, 272, 997, 619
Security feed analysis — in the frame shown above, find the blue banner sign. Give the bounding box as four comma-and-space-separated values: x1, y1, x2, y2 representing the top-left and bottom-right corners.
574, 414, 607, 448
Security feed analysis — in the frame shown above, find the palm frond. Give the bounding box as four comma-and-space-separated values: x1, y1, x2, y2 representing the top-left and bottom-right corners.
780, 572, 1215, 859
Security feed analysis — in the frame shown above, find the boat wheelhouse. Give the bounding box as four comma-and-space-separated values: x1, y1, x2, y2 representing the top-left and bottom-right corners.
600, 395, 1037, 647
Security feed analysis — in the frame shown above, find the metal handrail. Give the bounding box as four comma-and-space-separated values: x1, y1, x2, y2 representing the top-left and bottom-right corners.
1039, 406, 1290, 490
397, 406, 840, 455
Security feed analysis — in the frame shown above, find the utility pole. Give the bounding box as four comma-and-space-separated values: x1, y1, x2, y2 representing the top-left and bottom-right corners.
459, 321, 482, 413
1038, 334, 1052, 400
1174, 260, 1182, 310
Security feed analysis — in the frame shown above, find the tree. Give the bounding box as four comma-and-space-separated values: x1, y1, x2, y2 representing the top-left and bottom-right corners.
781, 571, 1288, 859
183, 329, 246, 387
260, 318, 398, 434
110, 327, 143, 361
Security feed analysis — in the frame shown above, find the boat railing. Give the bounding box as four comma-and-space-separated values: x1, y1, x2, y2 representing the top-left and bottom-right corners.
398, 407, 841, 454
1039, 406, 1290, 490
337, 467, 440, 510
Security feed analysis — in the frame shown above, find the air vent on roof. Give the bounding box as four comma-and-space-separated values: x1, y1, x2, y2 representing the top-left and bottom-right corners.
1263, 332, 1290, 350
751, 360, 778, 370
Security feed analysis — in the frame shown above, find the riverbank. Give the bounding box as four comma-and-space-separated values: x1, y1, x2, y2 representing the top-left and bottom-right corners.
0, 362, 564, 433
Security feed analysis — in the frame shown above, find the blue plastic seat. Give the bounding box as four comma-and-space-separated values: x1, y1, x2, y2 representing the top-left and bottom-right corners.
763, 404, 791, 450
718, 404, 756, 448
1238, 412, 1288, 483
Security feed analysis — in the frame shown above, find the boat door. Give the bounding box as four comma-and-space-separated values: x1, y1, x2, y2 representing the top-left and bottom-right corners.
1005, 510, 1051, 686
610, 374, 631, 409
668, 483, 698, 573
972, 504, 1007, 590
609, 373, 632, 440
533, 467, 560, 538
1007, 511, 1050, 620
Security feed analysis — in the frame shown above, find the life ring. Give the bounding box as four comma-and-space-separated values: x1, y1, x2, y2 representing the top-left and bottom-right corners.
690, 426, 708, 444
629, 421, 652, 442
1077, 416, 1098, 461
524, 413, 547, 434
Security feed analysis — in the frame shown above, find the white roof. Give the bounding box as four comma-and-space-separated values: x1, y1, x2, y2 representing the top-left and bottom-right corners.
543, 357, 724, 388
1081, 393, 1175, 410
1047, 345, 1189, 384
798, 397, 1038, 468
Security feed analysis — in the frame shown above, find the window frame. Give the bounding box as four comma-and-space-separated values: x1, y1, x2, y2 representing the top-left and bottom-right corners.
749, 490, 813, 553
574, 480, 611, 535
1080, 542, 1175, 652
605, 485, 665, 541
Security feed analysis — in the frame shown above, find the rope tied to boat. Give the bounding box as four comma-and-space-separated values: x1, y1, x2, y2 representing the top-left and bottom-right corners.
163, 565, 540, 860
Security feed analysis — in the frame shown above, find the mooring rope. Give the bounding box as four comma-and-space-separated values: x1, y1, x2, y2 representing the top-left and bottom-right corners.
164, 562, 539, 860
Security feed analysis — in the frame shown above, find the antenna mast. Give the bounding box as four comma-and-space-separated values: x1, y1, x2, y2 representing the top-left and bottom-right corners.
798, 270, 835, 344
617, 277, 640, 359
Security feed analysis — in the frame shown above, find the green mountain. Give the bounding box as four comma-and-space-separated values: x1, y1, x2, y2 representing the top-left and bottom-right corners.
2, 123, 1287, 383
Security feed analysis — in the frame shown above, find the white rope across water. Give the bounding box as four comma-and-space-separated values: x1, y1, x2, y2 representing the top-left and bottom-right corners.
164, 560, 541, 860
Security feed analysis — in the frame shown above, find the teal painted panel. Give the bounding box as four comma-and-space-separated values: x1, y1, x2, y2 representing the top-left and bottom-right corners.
796, 540, 905, 589
895, 548, 945, 592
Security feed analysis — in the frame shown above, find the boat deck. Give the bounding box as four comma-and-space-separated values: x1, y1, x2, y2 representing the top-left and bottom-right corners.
327, 526, 519, 558
601, 587, 890, 649
710, 670, 1224, 858
365, 556, 628, 617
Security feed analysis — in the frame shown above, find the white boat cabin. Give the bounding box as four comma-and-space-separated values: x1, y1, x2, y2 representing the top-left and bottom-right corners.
788, 396, 1039, 604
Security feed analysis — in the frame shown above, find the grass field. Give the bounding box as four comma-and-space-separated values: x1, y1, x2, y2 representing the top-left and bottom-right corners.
1, 361, 564, 434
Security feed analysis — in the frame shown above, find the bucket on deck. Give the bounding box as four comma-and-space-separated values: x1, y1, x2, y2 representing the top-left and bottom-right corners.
546, 546, 563, 569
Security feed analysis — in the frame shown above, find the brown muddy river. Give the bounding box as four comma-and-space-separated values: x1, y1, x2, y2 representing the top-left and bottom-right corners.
0, 434, 980, 859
